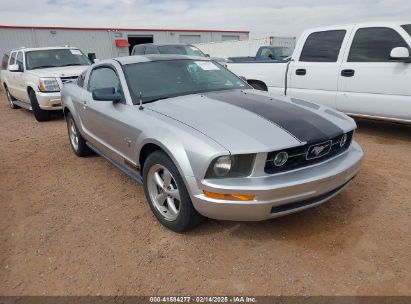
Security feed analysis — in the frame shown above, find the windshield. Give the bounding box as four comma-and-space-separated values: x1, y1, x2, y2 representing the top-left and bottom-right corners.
158, 45, 206, 57
402, 24, 411, 37
260, 47, 293, 60
123, 59, 248, 103
25, 49, 91, 70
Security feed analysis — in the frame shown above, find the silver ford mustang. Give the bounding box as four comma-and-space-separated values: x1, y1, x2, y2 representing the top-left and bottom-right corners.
61, 54, 363, 232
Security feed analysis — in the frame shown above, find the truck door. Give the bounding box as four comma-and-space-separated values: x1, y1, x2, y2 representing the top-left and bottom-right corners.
288, 28, 350, 109
336, 25, 411, 122
6, 52, 18, 97
13, 51, 27, 101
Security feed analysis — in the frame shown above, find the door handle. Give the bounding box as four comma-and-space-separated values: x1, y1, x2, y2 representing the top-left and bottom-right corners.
82, 100, 87, 109
341, 69, 355, 77
295, 69, 306, 76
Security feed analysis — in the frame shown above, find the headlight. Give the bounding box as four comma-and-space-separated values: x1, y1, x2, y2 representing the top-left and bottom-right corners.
39, 77, 60, 92
205, 154, 256, 179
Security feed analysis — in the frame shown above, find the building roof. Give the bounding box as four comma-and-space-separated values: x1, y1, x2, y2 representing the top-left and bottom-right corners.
0, 25, 249, 34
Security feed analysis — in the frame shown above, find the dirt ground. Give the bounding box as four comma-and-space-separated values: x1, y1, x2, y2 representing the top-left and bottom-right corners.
0, 91, 410, 297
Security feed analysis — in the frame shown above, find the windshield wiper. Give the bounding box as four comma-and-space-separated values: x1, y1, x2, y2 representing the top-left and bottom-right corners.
144, 96, 173, 104
31, 65, 56, 69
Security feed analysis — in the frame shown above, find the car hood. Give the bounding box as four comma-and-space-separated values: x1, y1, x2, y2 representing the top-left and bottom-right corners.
27, 65, 89, 78
147, 90, 356, 153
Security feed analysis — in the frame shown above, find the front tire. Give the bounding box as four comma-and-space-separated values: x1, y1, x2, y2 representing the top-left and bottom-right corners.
5, 87, 20, 109
29, 90, 50, 122
143, 151, 204, 232
66, 112, 92, 157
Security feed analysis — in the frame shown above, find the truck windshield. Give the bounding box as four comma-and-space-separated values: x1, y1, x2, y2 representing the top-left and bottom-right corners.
123, 59, 248, 104
158, 45, 206, 57
402, 24, 411, 37
25, 49, 91, 70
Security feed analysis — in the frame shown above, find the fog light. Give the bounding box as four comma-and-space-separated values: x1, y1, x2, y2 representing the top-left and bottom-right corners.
213, 156, 232, 177
340, 133, 347, 147
204, 191, 255, 201
273, 151, 288, 166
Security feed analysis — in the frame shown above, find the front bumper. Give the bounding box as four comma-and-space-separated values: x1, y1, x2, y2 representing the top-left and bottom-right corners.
188, 141, 363, 221
36, 91, 62, 110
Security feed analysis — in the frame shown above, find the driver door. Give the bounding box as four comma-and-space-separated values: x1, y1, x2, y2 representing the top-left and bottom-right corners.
81, 65, 135, 164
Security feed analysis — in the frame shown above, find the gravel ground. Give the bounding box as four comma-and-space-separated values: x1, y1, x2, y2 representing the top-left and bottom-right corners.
0, 92, 410, 296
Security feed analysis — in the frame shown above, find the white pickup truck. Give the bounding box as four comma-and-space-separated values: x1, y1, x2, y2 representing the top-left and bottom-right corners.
228, 22, 411, 124
1, 46, 91, 121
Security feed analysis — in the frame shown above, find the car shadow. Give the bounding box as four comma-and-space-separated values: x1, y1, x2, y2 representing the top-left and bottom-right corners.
354, 118, 411, 142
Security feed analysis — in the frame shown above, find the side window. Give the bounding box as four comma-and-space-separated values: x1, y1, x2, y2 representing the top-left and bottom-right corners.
145, 46, 156, 54
16, 52, 24, 70
348, 27, 410, 62
88, 66, 121, 92
259, 48, 273, 59
9, 52, 17, 66
76, 70, 87, 87
132, 45, 145, 55
1, 53, 10, 70
299, 30, 346, 62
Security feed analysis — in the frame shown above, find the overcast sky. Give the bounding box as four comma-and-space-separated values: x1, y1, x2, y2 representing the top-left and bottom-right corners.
0, 0, 410, 38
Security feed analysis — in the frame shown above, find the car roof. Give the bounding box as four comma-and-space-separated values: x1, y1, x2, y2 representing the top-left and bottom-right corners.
305, 21, 411, 32
113, 54, 210, 65
134, 43, 195, 47
8, 46, 81, 52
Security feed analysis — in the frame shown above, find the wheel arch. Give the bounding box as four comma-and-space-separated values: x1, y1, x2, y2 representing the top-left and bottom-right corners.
247, 79, 268, 91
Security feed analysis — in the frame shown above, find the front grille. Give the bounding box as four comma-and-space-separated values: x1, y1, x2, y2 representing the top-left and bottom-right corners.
270, 177, 354, 214
60, 76, 78, 84
265, 131, 353, 174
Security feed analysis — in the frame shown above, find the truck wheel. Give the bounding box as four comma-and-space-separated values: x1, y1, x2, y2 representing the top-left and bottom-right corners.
5, 87, 20, 109
66, 112, 92, 157
143, 151, 204, 232
249, 81, 268, 91
29, 90, 50, 122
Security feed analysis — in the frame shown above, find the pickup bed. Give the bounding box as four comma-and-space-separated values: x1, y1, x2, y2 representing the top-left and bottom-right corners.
228, 22, 411, 124
228, 46, 292, 62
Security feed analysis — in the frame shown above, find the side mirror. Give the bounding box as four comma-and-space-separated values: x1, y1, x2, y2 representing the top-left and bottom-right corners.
8, 64, 21, 72
390, 47, 410, 62
92, 87, 122, 103
205, 54, 210, 58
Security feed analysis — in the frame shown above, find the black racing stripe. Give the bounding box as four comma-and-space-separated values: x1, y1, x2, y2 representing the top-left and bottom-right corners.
205, 90, 343, 144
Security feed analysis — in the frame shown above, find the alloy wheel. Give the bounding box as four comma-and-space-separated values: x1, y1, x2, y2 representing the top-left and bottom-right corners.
147, 164, 181, 221
69, 118, 79, 151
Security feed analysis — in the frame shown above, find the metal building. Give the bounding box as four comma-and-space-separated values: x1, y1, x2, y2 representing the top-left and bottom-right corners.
0, 25, 249, 59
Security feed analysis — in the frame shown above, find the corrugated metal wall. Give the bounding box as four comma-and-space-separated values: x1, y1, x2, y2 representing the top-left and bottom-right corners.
0, 28, 249, 59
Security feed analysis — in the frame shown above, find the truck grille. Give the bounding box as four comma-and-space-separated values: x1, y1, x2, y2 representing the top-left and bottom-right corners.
264, 131, 353, 174
60, 76, 78, 84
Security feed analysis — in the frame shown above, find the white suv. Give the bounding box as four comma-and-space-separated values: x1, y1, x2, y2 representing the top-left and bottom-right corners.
1, 46, 91, 121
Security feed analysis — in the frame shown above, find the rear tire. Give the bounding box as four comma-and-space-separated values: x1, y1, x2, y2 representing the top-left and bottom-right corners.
66, 112, 92, 157
29, 90, 50, 122
4, 86, 20, 109
143, 151, 204, 232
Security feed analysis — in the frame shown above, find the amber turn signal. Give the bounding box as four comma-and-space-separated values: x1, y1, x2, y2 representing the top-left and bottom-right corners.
203, 191, 255, 201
